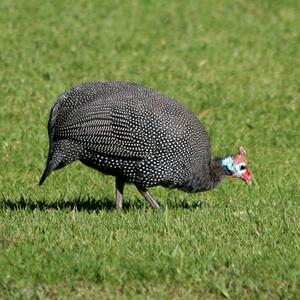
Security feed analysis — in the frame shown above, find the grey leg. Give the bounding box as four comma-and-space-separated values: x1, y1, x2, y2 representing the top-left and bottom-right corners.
137, 187, 160, 209
116, 177, 125, 210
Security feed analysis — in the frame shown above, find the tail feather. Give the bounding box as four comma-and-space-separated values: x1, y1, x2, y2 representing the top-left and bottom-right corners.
39, 140, 81, 185
39, 151, 64, 185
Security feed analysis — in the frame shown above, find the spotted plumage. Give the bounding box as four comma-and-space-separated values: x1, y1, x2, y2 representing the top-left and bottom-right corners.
40, 82, 252, 209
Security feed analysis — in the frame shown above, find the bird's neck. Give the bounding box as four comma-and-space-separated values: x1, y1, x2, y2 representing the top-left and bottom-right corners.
180, 156, 228, 193
206, 157, 228, 190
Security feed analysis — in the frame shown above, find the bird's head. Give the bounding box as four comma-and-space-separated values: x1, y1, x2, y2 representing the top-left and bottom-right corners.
221, 146, 252, 185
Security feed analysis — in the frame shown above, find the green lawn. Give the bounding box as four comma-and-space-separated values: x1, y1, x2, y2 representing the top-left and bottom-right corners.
1, 0, 299, 299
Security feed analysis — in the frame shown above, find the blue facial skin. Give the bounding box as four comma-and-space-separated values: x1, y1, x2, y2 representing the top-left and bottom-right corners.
221, 157, 247, 178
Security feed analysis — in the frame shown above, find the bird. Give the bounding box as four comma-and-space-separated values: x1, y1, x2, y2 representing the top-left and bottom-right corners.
39, 82, 252, 209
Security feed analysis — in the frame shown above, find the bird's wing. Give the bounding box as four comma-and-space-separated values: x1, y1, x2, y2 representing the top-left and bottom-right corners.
54, 99, 153, 158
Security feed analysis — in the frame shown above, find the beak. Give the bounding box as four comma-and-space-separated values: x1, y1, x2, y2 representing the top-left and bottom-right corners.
241, 170, 252, 185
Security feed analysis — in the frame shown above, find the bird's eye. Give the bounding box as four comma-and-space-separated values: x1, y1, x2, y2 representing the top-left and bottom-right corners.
240, 165, 246, 170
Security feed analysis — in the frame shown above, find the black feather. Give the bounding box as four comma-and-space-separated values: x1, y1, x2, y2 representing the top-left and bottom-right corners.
40, 82, 226, 191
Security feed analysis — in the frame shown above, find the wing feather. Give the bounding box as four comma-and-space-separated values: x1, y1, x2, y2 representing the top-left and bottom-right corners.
54, 100, 153, 158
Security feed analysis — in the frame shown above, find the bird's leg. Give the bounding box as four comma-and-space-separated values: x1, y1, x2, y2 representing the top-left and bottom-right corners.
115, 177, 125, 210
137, 187, 160, 209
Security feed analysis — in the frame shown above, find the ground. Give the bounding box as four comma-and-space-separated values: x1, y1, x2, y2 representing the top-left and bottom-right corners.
0, 0, 299, 299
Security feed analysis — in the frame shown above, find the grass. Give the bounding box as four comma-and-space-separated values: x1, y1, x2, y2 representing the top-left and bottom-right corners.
0, 0, 299, 298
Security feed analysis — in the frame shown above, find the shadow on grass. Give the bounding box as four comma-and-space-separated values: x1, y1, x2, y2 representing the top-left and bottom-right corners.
0, 196, 206, 212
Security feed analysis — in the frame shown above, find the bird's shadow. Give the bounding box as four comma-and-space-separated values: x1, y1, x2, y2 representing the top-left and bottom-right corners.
0, 195, 206, 212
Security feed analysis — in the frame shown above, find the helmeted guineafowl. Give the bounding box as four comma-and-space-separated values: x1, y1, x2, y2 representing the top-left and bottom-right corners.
39, 82, 252, 209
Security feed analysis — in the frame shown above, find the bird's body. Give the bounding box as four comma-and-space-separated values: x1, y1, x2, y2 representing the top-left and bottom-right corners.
40, 82, 252, 209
